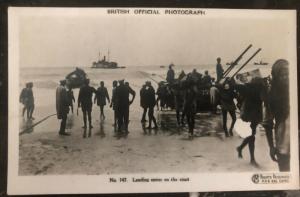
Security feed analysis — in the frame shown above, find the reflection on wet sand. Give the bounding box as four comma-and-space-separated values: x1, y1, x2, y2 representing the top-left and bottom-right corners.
20, 119, 34, 135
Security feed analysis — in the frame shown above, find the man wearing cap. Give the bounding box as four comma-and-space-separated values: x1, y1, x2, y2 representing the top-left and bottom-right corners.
56, 80, 70, 135
115, 80, 136, 133
216, 57, 224, 82
78, 79, 97, 129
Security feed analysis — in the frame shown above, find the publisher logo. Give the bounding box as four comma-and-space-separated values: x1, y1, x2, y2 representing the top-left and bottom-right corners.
251, 173, 290, 184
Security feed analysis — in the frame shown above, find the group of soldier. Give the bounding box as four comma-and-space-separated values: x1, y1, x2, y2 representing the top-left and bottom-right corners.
157, 58, 290, 171
55, 78, 136, 136
20, 57, 290, 172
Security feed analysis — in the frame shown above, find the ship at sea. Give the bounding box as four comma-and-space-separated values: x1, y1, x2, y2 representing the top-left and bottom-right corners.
91, 50, 125, 69
254, 60, 268, 65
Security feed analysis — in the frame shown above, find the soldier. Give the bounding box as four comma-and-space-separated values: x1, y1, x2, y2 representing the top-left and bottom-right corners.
56, 80, 70, 136
156, 82, 166, 110
94, 81, 110, 120
219, 82, 237, 137
140, 84, 148, 122
145, 81, 158, 129
202, 70, 212, 86
235, 77, 266, 166
26, 82, 35, 120
20, 83, 30, 118
166, 64, 175, 84
110, 80, 118, 126
263, 59, 290, 171
183, 79, 197, 138
115, 80, 136, 133
216, 57, 224, 82
78, 79, 96, 129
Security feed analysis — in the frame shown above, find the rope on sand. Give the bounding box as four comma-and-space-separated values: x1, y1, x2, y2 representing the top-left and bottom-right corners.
19, 113, 57, 135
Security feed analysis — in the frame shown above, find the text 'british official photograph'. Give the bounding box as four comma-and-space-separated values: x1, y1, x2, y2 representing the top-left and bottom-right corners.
7, 7, 299, 195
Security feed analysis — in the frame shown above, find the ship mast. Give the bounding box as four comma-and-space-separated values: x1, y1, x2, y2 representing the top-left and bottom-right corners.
108, 49, 110, 62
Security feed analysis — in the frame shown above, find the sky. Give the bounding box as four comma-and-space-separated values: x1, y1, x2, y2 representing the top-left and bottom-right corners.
17, 9, 295, 68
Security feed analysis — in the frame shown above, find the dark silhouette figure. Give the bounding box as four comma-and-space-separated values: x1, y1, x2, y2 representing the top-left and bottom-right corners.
110, 80, 118, 127
216, 57, 224, 82
145, 81, 158, 129
115, 80, 136, 133
140, 84, 148, 122
95, 81, 110, 120
263, 59, 290, 171
219, 82, 237, 137
235, 77, 265, 166
56, 80, 70, 136
78, 79, 96, 129
166, 64, 175, 84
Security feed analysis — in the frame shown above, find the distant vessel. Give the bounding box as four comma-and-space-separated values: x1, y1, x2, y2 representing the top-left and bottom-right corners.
254, 60, 268, 65
91, 50, 125, 69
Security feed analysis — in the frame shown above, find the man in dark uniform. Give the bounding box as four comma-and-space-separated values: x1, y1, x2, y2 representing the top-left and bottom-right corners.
56, 80, 70, 136
78, 79, 96, 129
183, 79, 197, 138
166, 64, 175, 84
20, 82, 35, 120
110, 80, 118, 126
20, 83, 30, 118
216, 57, 224, 82
145, 81, 158, 129
263, 59, 290, 171
219, 82, 237, 137
94, 81, 110, 120
202, 70, 212, 86
115, 80, 136, 133
140, 83, 148, 122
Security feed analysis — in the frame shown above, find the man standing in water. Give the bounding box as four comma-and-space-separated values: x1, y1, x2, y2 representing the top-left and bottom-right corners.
56, 80, 70, 136
263, 59, 290, 171
78, 79, 96, 129
216, 57, 224, 82
115, 80, 136, 134
94, 81, 110, 120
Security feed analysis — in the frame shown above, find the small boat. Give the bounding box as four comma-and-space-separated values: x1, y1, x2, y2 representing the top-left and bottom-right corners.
65, 67, 87, 89
254, 60, 268, 65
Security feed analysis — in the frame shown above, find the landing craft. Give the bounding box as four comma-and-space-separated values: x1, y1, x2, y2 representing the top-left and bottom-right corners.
65, 67, 87, 89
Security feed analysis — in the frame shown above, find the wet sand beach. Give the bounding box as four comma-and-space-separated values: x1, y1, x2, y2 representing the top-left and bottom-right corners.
19, 65, 278, 175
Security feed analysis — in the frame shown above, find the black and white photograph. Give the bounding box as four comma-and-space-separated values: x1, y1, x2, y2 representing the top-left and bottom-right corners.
7, 7, 299, 194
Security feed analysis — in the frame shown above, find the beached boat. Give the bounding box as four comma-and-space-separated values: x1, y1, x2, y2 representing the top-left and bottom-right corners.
65, 67, 87, 89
